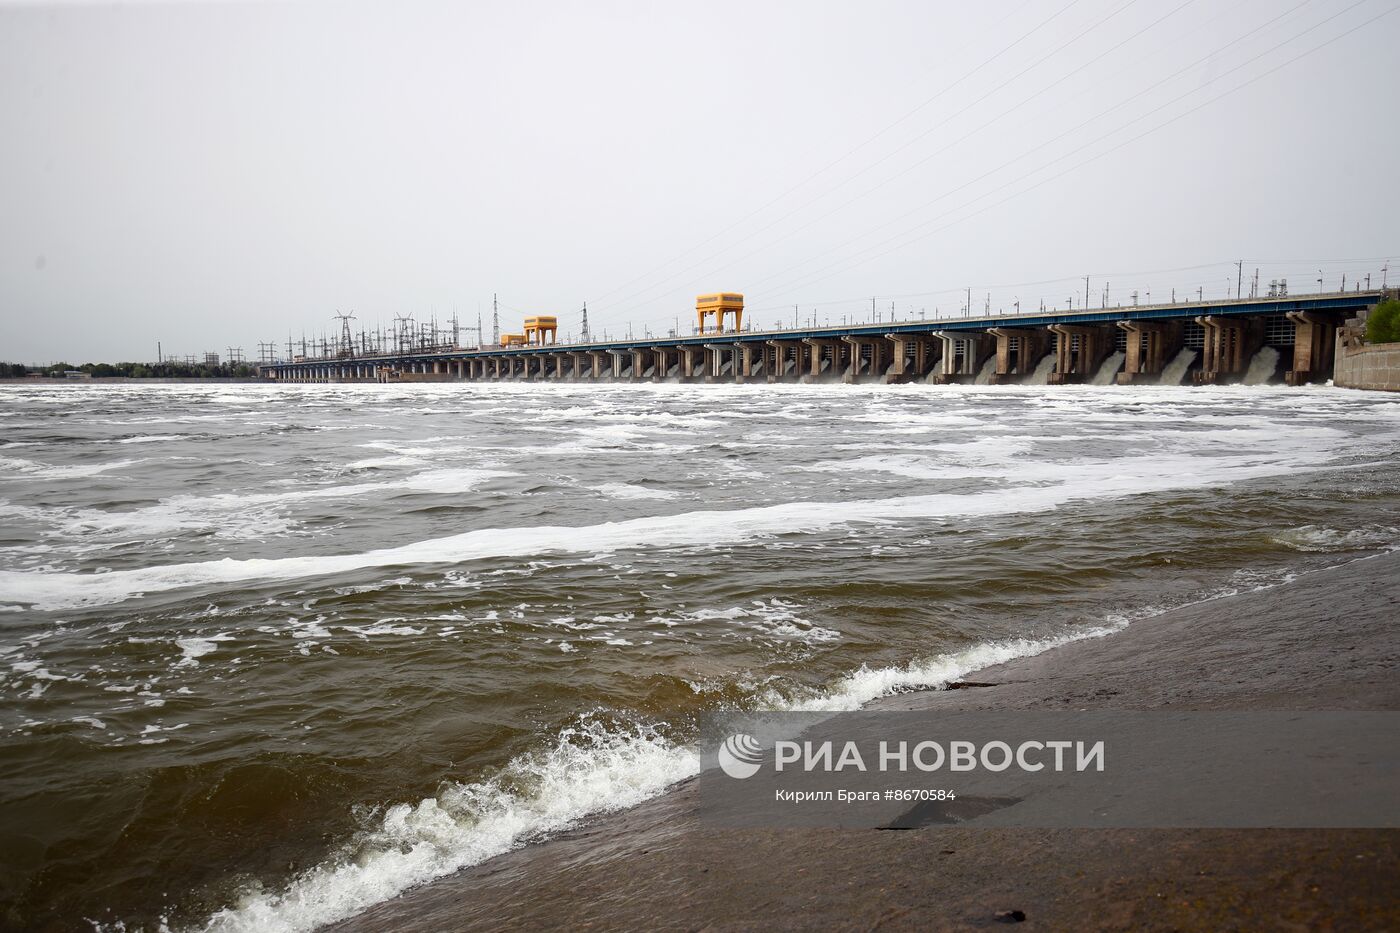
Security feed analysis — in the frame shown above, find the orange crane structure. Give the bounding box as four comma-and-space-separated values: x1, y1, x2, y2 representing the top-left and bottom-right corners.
524, 315, 559, 345
696, 293, 744, 334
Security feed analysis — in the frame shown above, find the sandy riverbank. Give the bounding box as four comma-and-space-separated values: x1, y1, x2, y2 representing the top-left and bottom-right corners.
331, 551, 1400, 932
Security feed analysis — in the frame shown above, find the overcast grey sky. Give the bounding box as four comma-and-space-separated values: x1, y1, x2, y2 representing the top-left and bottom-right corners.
1, 0, 1397, 362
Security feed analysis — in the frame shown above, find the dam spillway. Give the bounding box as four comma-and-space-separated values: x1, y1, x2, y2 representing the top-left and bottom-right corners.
264, 291, 1385, 388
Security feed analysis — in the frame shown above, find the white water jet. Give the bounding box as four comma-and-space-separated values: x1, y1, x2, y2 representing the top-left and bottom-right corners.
1158, 348, 1196, 385
974, 355, 997, 385
1091, 351, 1125, 386
1028, 352, 1056, 384
1243, 346, 1280, 385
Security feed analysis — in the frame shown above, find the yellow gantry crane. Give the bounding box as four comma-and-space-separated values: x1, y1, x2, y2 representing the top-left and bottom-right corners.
523, 315, 558, 345
506, 299, 738, 346
697, 293, 744, 334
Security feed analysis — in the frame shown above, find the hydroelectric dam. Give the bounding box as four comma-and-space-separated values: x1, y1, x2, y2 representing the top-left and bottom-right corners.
263, 290, 1387, 388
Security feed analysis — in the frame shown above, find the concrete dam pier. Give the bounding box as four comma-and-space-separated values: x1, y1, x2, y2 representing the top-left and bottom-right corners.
265, 291, 1387, 388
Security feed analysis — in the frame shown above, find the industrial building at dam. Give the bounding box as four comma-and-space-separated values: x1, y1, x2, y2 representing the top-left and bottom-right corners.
263, 289, 1391, 389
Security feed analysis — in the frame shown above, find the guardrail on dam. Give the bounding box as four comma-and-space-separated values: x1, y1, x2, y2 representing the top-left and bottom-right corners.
263, 291, 1387, 388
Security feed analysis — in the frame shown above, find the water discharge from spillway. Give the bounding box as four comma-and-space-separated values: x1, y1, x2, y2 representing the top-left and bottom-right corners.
1029, 352, 1057, 384
1158, 348, 1196, 385
1244, 346, 1281, 385
1092, 351, 1126, 385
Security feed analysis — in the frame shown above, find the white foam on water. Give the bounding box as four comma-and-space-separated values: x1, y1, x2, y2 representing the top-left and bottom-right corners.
1270, 524, 1400, 553
547, 409, 727, 432
395, 468, 515, 495
48, 468, 513, 540
116, 434, 192, 444
801, 454, 990, 482
0, 456, 144, 481
175, 633, 233, 667
931, 434, 1036, 464
856, 409, 984, 434
654, 599, 840, 646
0, 446, 1349, 611
356, 440, 466, 458
589, 482, 678, 501
522, 425, 694, 456
346, 456, 426, 470
343, 622, 427, 638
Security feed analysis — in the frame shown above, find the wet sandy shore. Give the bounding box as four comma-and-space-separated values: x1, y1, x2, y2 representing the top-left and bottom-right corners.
332, 551, 1400, 931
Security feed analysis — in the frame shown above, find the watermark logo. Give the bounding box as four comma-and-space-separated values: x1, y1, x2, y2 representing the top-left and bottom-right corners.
718, 733, 764, 779
697, 711, 1400, 830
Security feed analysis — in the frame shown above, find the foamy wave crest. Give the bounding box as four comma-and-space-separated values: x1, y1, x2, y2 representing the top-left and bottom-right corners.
1270, 524, 1400, 553
0, 455, 144, 480
0, 451, 1331, 610
47, 468, 514, 541
116, 434, 192, 444
198, 717, 697, 933
759, 562, 1334, 717
765, 622, 1126, 713
801, 454, 987, 482
664, 599, 840, 646
346, 455, 426, 470
589, 482, 678, 500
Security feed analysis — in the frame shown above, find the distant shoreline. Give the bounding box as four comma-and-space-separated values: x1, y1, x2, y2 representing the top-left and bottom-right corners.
329, 550, 1400, 932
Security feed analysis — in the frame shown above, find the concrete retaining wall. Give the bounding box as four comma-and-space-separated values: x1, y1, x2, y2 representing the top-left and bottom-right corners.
1335, 341, 1400, 392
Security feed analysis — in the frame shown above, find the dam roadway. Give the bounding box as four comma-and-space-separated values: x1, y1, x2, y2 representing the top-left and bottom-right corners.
264, 290, 1385, 387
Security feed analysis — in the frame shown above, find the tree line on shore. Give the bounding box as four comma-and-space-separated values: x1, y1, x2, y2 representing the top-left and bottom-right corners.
1, 361, 259, 378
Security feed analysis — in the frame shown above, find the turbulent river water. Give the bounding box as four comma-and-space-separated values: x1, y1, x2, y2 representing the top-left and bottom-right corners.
1, 382, 1398, 931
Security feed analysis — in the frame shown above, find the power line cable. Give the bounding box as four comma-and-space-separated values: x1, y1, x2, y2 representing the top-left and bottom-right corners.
744, 254, 1394, 317
588, 0, 1088, 305
736, 0, 1323, 299
600, 0, 1144, 318
749, 0, 1369, 302
611, 0, 1313, 327
758, 1, 1395, 304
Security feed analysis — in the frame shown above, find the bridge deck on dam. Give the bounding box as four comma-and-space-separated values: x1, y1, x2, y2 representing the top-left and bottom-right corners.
265, 290, 1388, 388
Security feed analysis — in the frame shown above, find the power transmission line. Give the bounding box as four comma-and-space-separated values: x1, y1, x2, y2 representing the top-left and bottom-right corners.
751, 0, 1380, 302
602, 0, 1313, 329
712, 0, 1224, 299
717, 0, 1322, 301
587, 0, 1088, 307
599, 0, 1145, 321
